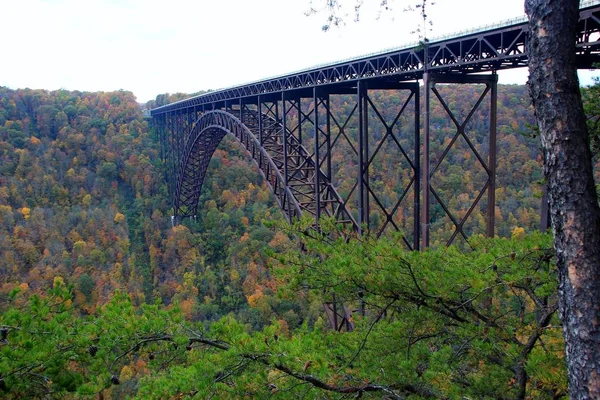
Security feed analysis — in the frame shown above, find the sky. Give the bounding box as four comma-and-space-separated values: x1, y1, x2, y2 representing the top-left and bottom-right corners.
2, 0, 598, 103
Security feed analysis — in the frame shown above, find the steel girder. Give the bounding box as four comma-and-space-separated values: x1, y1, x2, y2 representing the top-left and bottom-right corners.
150, 3, 600, 118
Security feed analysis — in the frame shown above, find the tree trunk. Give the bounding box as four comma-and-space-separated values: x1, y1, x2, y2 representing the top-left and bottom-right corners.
525, 0, 600, 398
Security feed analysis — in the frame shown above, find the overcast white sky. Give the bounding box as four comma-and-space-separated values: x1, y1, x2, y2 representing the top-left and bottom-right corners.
2, 0, 598, 102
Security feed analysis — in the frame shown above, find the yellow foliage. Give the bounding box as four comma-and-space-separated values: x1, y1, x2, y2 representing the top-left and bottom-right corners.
20, 207, 31, 220
73, 291, 87, 306
29, 136, 41, 145
53, 276, 65, 288
268, 231, 289, 248
120, 365, 134, 381
178, 299, 195, 318
73, 240, 87, 253
512, 226, 526, 240
19, 282, 29, 292
247, 261, 258, 278
230, 269, 240, 281
247, 288, 263, 308
82, 194, 92, 206
222, 189, 234, 203
114, 212, 126, 223
172, 225, 189, 234
134, 359, 149, 375
276, 319, 290, 337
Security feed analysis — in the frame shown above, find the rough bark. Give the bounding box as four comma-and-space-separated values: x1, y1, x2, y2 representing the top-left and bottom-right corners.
525, 0, 600, 397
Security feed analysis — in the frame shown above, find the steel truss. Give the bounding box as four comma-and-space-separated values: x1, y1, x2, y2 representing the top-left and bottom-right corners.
151, 4, 600, 116
155, 82, 428, 244
155, 72, 499, 248
151, 2, 600, 243
422, 73, 498, 249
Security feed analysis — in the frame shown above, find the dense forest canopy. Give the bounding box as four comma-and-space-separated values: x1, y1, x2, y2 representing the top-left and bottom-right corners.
0, 81, 598, 398
0, 87, 287, 320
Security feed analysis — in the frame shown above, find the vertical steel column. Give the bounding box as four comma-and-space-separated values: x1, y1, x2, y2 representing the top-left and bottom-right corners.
421, 73, 432, 250
281, 93, 291, 218
176, 111, 183, 206
258, 95, 263, 145
413, 84, 421, 250
187, 108, 192, 140
325, 93, 332, 183
487, 73, 498, 237
297, 96, 303, 146
169, 111, 177, 214
282, 93, 289, 187
364, 89, 370, 229
314, 88, 321, 225
157, 114, 163, 161
357, 81, 369, 233
178, 111, 183, 170
239, 98, 243, 124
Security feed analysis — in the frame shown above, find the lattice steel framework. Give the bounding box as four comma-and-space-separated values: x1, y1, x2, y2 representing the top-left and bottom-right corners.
422, 74, 498, 248
152, 2, 600, 249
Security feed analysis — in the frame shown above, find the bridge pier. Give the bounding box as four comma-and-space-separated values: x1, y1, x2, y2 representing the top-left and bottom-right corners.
421, 73, 498, 248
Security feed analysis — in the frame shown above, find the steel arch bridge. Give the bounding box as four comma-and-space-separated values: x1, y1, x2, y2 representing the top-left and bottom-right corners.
152, 1, 600, 250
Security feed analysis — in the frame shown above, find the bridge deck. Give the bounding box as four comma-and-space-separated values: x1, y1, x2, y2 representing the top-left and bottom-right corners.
151, 0, 600, 116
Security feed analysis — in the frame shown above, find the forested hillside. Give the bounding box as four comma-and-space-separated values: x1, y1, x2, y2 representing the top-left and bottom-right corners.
0, 87, 291, 326
0, 83, 596, 398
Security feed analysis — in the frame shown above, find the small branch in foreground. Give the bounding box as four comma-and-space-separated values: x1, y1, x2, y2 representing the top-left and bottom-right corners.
185, 333, 441, 398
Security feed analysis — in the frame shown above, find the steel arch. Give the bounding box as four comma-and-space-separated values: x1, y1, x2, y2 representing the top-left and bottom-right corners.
174, 110, 358, 230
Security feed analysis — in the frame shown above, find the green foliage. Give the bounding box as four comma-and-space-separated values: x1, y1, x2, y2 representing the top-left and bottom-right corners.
77, 273, 95, 301
582, 78, 600, 158
97, 161, 118, 181
264, 228, 566, 398
0, 233, 567, 399
579, 79, 600, 193
0, 279, 189, 399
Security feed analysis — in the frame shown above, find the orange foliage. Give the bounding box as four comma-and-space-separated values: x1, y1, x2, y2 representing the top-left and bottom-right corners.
247, 288, 264, 308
